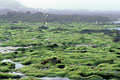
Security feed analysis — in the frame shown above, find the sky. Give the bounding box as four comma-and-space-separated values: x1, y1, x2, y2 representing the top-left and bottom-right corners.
17, 0, 120, 11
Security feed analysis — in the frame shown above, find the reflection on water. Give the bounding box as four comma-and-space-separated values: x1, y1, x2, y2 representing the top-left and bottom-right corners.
1, 59, 24, 69
112, 28, 120, 30
0, 46, 29, 54
39, 77, 70, 80
72, 44, 92, 47
0, 42, 2, 45
0, 47, 21, 53
9, 72, 24, 76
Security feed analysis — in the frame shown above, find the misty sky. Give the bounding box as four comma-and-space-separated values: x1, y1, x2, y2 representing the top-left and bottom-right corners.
17, 0, 120, 11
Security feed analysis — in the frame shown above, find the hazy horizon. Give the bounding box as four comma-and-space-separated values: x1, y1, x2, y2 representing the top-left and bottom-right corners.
16, 0, 120, 11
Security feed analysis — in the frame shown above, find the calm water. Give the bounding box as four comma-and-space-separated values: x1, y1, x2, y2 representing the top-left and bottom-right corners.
39, 77, 70, 80
112, 28, 120, 30
1, 59, 24, 69
0, 47, 21, 53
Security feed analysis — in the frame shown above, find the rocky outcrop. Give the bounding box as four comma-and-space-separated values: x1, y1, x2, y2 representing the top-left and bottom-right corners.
41, 57, 61, 65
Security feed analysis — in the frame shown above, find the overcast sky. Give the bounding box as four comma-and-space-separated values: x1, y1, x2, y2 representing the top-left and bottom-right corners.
17, 0, 120, 11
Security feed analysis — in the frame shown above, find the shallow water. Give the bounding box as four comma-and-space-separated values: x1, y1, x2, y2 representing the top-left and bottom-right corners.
64, 51, 81, 53
0, 47, 21, 53
0, 42, 2, 45
0, 46, 30, 53
9, 71, 27, 79
9, 72, 24, 76
112, 28, 120, 30
1, 59, 24, 69
72, 44, 92, 47
39, 77, 70, 80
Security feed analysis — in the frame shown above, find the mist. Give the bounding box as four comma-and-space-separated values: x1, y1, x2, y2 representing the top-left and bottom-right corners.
17, 0, 120, 11
0, 0, 25, 9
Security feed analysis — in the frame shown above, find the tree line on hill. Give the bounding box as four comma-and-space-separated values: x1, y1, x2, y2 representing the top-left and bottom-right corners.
0, 11, 111, 22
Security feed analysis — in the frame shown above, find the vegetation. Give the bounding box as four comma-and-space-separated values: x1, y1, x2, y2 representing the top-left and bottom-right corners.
0, 11, 111, 22
0, 21, 120, 80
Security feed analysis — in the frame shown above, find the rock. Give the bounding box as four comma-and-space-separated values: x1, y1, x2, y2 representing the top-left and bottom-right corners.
14, 51, 18, 54
109, 49, 115, 52
39, 26, 48, 29
116, 52, 120, 54
57, 64, 65, 69
10, 26, 25, 30
116, 55, 120, 58
41, 57, 61, 65
29, 49, 34, 52
47, 43, 59, 48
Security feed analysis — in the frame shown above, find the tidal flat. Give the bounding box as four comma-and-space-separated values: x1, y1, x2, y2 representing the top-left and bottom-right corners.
0, 22, 120, 80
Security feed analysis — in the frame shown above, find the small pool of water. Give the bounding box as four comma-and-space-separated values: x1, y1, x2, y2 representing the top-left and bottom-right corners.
72, 44, 92, 47
9, 72, 24, 76
0, 46, 30, 54
1, 59, 24, 69
0, 47, 21, 53
111, 28, 120, 30
39, 77, 70, 80
0, 42, 2, 45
